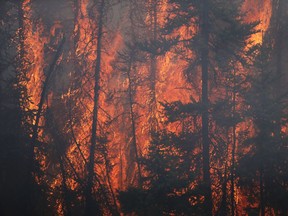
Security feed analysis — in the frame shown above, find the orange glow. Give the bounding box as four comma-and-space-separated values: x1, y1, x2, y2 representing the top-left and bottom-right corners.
22, 0, 47, 112
242, 0, 272, 44
20, 0, 274, 214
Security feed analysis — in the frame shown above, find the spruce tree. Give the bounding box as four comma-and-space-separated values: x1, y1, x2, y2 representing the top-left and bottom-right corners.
162, 0, 257, 214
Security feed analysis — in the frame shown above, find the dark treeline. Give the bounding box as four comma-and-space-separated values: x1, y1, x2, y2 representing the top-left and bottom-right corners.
0, 0, 287, 216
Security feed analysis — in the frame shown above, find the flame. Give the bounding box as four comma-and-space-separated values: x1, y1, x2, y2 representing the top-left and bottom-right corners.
20, 0, 274, 214
67, 0, 273, 199
242, 0, 272, 44
21, 0, 47, 112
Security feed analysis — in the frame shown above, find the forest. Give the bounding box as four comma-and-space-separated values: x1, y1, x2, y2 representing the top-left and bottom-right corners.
0, 0, 287, 215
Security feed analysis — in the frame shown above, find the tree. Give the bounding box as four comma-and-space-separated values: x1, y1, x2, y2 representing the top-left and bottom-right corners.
119, 129, 203, 215
238, 2, 288, 214
162, 0, 257, 214
84, 0, 105, 214
0, 1, 50, 215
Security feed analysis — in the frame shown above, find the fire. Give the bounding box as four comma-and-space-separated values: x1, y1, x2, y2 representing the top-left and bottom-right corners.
67, 0, 274, 201
21, 0, 47, 112
18, 0, 274, 214
242, 0, 272, 44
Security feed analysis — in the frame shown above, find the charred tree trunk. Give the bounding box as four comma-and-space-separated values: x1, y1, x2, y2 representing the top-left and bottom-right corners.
275, 0, 284, 81
231, 70, 237, 216
273, 0, 284, 150
274, 3, 287, 216
200, 0, 213, 215
58, 155, 72, 216
103, 152, 119, 216
259, 165, 265, 216
84, 0, 105, 215
28, 35, 65, 214
72, 0, 81, 85
219, 165, 228, 216
18, 0, 25, 71
127, 54, 142, 187
30, 37, 65, 162
258, 56, 268, 216
149, 0, 158, 132
18, 0, 28, 127
125, 1, 142, 188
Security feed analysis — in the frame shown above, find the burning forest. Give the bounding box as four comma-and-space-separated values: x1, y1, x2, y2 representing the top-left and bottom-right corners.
0, 0, 287, 215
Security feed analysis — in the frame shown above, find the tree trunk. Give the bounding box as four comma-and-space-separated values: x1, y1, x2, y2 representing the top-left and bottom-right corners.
124, 2, 142, 188
231, 70, 237, 216
84, 0, 105, 215
30, 37, 65, 162
273, 0, 283, 144
149, 0, 158, 132
200, 0, 213, 215
18, 2, 32, 215
59, 155, 72, 216
219, 165, 228, 216
259, 167, 265, 216
127, 54, 142, 186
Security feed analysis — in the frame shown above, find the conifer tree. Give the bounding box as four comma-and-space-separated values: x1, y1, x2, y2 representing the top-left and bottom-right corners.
162, 0, 257, 214
238, 2, 288, 213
